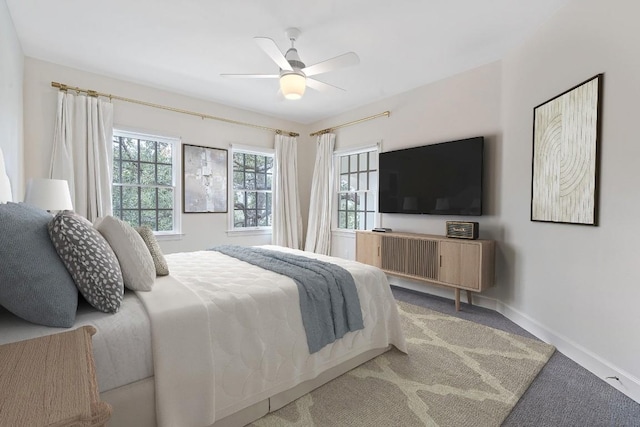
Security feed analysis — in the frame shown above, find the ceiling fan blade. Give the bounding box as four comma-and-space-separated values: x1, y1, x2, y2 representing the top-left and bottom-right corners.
306, 78, 346, 92
302, 52, 360, 77
220, 74, 279, 79
254, 37, 292, 71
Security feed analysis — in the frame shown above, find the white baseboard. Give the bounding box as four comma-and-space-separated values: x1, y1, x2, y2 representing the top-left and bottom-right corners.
494, 299, 640, 404
390, 280, 640, 404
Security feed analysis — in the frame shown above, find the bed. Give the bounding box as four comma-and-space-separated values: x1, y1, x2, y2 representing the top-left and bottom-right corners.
0, 148, 406, 427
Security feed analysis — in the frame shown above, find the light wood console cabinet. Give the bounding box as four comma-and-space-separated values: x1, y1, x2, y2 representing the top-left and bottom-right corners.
356, 231, 495, 310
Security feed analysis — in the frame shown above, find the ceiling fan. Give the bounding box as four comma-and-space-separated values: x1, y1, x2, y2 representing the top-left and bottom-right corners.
221, 28, 359, 100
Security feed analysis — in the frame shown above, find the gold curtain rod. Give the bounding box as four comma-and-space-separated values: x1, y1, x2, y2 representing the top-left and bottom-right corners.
51, 82, 300, 137
309, 111, 390, 137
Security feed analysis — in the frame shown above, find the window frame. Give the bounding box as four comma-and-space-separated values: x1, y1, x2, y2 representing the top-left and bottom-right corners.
333, 143, 380, 233
111, 128, 182, 238
227, 144, 275, 235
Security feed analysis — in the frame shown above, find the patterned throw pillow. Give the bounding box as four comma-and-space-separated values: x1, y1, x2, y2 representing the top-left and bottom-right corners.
136, 226, 170, 276
48, 211, 124, 313
0, 203, 78, 327
96, 216, 156, 291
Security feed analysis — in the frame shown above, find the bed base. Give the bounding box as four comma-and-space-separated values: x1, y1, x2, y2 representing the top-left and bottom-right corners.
102, 346, 390, 427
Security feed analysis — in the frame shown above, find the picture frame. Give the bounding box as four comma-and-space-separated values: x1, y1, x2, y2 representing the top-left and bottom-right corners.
182, 144, 228, 213
531, 74, 603, 226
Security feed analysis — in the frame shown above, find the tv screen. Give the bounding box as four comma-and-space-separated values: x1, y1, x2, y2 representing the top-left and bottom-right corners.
378, 137, 484, 215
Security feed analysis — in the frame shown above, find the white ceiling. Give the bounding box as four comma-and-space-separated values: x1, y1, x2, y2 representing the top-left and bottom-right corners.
7, 0, 569, 125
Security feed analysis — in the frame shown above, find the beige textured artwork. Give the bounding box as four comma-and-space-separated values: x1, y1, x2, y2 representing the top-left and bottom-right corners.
251, 301, 555, 427
531, 75, 601, 225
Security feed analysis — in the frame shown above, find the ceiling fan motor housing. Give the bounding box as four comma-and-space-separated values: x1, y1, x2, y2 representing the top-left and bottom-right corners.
284, 48, 305, 71
283, 28, 305, 72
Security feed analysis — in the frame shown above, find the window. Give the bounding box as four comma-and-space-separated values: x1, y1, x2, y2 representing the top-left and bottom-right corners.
336, 148, 378, 230
231, 146, 274, 229
112, 130, 180, 234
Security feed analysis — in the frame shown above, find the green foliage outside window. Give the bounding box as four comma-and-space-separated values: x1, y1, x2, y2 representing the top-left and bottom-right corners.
337, 150, 377, 230
112, 134, 175, 232
233, 151, 273, 228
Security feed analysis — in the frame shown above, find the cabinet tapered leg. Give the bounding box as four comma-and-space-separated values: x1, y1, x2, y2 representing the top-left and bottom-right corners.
467, 291, 473, 307
454, 288, 460, 311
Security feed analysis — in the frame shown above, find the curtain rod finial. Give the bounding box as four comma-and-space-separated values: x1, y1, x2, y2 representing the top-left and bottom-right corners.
52, 82, 68, 92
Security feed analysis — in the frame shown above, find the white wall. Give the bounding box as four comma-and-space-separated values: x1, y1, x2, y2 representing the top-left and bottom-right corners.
302, 0, 640, 403
0, 0, 23, 198
500, 0, 640, 399
23, 58, 306, 253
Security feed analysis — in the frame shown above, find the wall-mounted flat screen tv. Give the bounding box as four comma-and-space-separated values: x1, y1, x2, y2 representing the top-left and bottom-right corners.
378, 137, 484, 215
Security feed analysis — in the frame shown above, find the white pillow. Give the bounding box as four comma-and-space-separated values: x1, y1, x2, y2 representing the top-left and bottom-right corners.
95, 216, 156, 291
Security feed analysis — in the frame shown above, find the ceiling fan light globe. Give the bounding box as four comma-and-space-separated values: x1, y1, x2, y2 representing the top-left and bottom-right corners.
280, 73, 306, 100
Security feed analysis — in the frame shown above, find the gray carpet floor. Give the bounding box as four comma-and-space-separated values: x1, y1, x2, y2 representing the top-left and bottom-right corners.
391, 287, 640, 427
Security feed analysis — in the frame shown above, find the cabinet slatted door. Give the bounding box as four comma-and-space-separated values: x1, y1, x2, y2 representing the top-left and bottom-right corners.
381, 236, 406, 274
406, 238, 438, 281
439, 241, 481, 289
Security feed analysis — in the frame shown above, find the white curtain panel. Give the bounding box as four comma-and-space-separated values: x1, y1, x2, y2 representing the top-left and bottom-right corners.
0, 146, 12, 203
50, 91, 114, 221
272, 134, 303, 249
304, 133, 335, 255
50, 92, 74, 198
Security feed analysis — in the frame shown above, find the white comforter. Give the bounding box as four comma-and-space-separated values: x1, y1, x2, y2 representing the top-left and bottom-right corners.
138, 246, 406, 427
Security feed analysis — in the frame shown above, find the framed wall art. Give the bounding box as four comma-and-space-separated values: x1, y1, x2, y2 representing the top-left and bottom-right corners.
182, 144, 228, 213
531, 74, 603, 226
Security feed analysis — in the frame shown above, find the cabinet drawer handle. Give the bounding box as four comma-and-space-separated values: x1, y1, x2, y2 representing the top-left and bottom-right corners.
439, 255, 442, 267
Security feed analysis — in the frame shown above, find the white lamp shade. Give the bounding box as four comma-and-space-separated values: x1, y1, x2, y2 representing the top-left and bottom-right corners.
25, 179, 73, 211
280, 73, 306, 100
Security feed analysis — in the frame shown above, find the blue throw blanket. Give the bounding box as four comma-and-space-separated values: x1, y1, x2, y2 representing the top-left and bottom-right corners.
209, 246, 364, 353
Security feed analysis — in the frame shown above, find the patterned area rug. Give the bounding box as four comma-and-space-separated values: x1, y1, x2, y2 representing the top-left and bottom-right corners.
251, 301, 555, 427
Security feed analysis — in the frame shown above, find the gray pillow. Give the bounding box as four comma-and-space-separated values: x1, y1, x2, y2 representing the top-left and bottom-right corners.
0, 202, 78, 327
48, 211, 124, 313
136, 226, 170, 276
